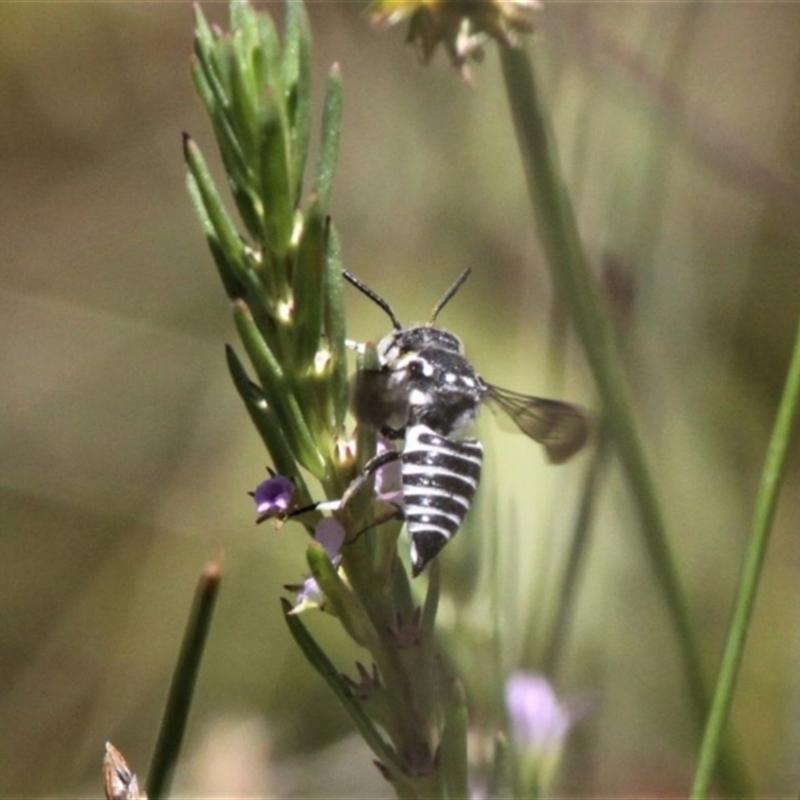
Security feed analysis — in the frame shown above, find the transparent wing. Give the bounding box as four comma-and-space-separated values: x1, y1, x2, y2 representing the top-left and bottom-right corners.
483, 383, 589, 464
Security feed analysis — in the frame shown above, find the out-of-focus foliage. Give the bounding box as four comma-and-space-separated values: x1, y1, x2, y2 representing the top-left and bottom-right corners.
1, 3, 799, 797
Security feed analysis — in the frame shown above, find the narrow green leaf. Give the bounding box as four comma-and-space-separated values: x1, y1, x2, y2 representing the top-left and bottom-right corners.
192, 50, 259, 228
231, 0, 274, 92
440, 679, 469, 800
355, 343, 381, 435
314, 64, 343, 208
226, 345, 314, 509
190, 61, 230, 150
259, 91, 295, 257
236, 264, 283, 340
185, 170, 215, 237
282, 0, 302, 88
192, 3, 217, 64
280, 597, 407, 781
323, 224, 349, 429
254, 13, 282, 97
198, 34, 236, 129
284, 0, 312, 201
230, 0, 260, 51
207, 234, 245, 300
228, 184, 263, 244
190, 59, 254, 206
292, 196, 326, 367
233, 299, 326, 478
350, 386, 379, 523
191, 70, 262, 240
226, 39, 260, 165
307, 543, 379, 650
146, 564, 222, 800
184, 135, 247, 276
193, 9, 244, 165
186, 170, 248, 302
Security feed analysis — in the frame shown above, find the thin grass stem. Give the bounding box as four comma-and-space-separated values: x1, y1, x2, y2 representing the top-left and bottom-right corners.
499, 41, 749, 796
541, 424, 610, 675
146, 563, 222, 800
690, 310, 800, 799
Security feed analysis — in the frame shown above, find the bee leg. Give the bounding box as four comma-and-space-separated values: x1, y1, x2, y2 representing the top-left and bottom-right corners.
346, 505, 405, 545
339, 449, 405, 542
285, 499, 340, 517
339, 449, 401, 504
287, 449, 401, 518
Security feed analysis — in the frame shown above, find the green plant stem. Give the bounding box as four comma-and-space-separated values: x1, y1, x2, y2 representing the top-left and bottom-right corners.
146, 563, 221, 800
499, 42, 748, 796
541, 424, 610, 675
690, 313, 800, 799
280, 599, 408, 783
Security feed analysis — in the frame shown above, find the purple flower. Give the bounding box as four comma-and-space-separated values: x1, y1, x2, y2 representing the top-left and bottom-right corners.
286, 518, 346, 614
314, 517, 346, 559
504, 672, 584, 792
288, 574, 326, 612
504, 673, 575, 754
250, 471, 295, 523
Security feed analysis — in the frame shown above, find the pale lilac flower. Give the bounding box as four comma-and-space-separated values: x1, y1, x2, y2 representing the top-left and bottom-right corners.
251, 471, 295, 523
313, 517, 346, 559
288, 575, 326, 613
504, 672, 584, 793
286, 518, 346, 614
469, 782, 488, 800
504, 673, 574, 753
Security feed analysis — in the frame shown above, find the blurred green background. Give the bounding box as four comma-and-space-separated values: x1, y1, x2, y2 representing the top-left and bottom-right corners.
2, 2, 799, 797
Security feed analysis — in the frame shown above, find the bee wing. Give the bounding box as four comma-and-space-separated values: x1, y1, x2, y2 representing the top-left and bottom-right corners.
483, 383, 589, 464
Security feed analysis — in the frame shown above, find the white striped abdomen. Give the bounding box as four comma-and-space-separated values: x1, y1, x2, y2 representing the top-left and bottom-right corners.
402, 424, 483, 576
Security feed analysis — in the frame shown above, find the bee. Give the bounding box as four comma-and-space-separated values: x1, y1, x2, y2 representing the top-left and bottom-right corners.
338, 268, 588, 577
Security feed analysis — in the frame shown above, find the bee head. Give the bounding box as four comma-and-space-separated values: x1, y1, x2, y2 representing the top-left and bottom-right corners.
377, 326, 463, 367
343, 267, 472, 367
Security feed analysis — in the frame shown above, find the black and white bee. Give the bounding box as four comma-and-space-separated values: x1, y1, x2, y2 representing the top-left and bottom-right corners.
326, 269, 588, 576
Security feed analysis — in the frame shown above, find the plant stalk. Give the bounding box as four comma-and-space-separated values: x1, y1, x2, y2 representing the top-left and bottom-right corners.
690, 310, 800, 799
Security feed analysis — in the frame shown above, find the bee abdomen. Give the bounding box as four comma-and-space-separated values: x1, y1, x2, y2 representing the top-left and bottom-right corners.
402, 425, 483, 576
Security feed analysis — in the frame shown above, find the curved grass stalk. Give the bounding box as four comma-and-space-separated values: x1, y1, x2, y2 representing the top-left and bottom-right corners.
499, 42, 749, 796
690, 310, 800, 799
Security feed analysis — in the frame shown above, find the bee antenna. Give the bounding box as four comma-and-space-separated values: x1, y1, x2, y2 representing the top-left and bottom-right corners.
343, 271, 403, 331
430, 267, 472, 324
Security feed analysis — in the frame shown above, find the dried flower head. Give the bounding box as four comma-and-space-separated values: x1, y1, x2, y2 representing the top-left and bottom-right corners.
370, 0, 541, 79
103, 743, 146, 800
